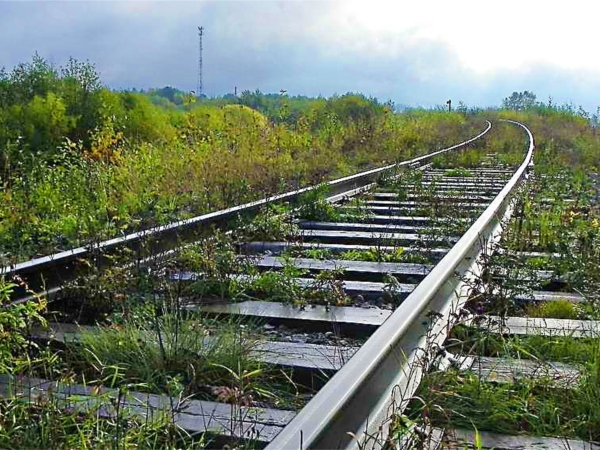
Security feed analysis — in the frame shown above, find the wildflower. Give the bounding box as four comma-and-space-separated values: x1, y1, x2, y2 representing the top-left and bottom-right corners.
568, 210, 580, 224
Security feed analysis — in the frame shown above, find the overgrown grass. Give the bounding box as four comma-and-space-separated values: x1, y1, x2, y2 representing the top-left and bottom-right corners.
69, 312, 262, 395
404, 160, 600, 440
0, 397, 207, 450
524, 300, 582, 319
238, 204, 298, 242
0, 279, 213, 449
295, 184, 342, 222
406, 359, 600, 441
1, 56, 479, 264
444, 168, 473, 177
449, 327, 600, 366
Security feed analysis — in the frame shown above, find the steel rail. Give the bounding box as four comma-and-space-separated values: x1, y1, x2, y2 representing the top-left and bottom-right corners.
1, 122, 491, 300
265, 120, 534, 450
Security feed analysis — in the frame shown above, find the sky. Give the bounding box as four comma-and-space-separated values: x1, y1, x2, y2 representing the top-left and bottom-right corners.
1, 0, 600, 111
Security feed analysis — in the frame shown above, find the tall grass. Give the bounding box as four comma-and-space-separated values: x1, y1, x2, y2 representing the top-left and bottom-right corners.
408, 339, 600, 441
71, 311, 263, 396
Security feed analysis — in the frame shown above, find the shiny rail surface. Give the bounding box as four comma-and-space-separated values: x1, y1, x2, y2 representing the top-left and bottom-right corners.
1, 122, 491, 302
2, 119, 519, 450
266, 120, 535, 449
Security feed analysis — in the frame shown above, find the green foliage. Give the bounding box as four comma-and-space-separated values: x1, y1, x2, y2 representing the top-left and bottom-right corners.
240, 205, 298, 242
177, 233, 253, 301
309, 268, 350, 306
502, 90, 538, 111
249, 271, 305, 304
444, 168, 472, 177
499, 167, 600, 304
72, 312, 263, 395
341, 247, 406, 263
525, 300, 581, 319
411, 362, 600, 441
450, 327, 599, 366
297, 184, 341, 222
0, 54, 105, 160
0, 279, 46, 373
18, 92, 75, 153
0, 55, 480, 262
0, 397, 206, 449
1, 281, 213, 448
228, 256, 352, 306
302, 248, 333, 260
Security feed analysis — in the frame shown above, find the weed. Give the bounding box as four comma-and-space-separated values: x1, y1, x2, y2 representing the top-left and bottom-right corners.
0, 395, 207, 449
239, 204, 298, 242
340, 247, 406, 263
302, 248, 334, 260
340, 196, 373, 223
525, 300, 581, 319
0, 278, 47, 373
407, 350, 600, 441
70, 312, 263, 397
448, 327, 599, 366
307, 267, 350, 306
296, 184, 341, 222
248, 271, 306, 304
174, 232, 255, 302
444, 168, 473, 177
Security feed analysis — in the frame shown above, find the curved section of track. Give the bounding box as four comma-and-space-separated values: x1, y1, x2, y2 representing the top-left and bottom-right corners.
2, 122, 491, 303
4, 120, 554, 450
266, 120, 535, 449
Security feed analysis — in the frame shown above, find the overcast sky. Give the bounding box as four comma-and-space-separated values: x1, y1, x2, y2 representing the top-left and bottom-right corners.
1, 1, 600, 111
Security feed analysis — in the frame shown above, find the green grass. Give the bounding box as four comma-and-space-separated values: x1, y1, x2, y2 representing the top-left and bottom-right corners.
524, 300, 581, 319
0, 398, 207, 450
1, 54, 479, 265
6, 66, 600, 448
245, 270, 306, 304
293, 185, 340, 222
238, 205, 298, 242
449, 327, 600, 366
340, 247, 406, 262
406, 361, 600, 441
70, 313, 260, 394
444, 168, 473, 177
0, 280, 210, 449
301, 248, 334, 260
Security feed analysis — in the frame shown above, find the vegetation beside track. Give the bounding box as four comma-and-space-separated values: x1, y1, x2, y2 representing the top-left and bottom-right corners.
0, 55, 477, 265
394, 115, 600, 446
2, 55, 600, 449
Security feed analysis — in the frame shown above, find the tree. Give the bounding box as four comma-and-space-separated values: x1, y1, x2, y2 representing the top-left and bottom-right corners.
59, 58, 104, 144
7, 53, 59, 105
19, 92, 75, 153
502, 91, 538, 110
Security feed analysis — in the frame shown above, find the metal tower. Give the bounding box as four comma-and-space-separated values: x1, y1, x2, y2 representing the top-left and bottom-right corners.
197, 26, 204, 98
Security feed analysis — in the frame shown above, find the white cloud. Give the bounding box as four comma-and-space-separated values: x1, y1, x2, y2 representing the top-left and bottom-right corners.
324, 0, 600, 74
1, 0, 600, 110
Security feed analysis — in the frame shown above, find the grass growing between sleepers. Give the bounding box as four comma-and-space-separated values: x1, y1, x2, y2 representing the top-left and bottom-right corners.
524, 299, 582, 319
444, 168, 473, 177
448, 326, 600, 365
0, 279, 211, 449
400, 339, 600, 441
397, 325, 600, 443
403, 347, 600, 442
0, 399, 208, 450
0, 278, 305, 449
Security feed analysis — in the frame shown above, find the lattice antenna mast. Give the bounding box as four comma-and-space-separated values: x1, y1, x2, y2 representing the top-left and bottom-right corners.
197, 26, 204, 98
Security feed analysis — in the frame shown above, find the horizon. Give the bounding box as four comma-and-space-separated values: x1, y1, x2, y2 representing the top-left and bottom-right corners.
2, 1, 600, 112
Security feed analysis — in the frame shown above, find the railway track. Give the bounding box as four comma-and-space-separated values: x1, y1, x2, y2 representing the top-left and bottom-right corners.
3, 119, 599, 449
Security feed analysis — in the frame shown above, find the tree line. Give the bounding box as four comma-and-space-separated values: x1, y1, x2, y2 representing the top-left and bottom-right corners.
0, 55, 475, 263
